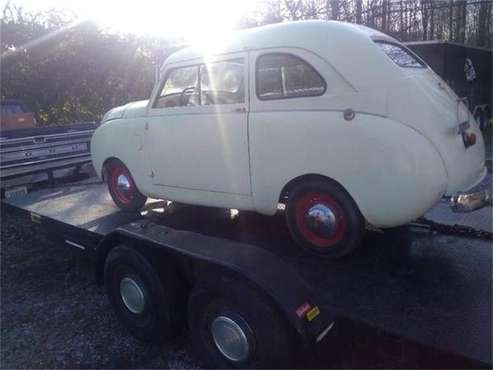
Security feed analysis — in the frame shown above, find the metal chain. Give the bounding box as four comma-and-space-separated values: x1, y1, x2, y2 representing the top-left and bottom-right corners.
413, 217, 493, 241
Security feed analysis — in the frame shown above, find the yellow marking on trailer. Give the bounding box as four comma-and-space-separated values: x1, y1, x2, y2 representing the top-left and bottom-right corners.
306, 306, 320, 321
30, 212, 41, 224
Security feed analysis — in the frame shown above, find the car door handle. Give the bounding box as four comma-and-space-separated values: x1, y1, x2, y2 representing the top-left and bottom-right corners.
233, 107, 247, 113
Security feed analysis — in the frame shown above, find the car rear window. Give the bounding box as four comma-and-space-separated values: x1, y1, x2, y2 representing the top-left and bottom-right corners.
375, 41, 426, 68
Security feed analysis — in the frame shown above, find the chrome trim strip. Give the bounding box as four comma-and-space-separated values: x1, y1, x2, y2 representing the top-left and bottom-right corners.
316, 321, 335, 343
0, 129, 95, 145
65, 239, 86, 250
0, 137, 92, 153
1, 143, 88, 163
0, 153, 90, 169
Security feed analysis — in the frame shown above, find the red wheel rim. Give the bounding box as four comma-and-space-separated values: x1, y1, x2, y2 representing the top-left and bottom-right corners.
294, 192, 346, 247
109, 164, 136, 206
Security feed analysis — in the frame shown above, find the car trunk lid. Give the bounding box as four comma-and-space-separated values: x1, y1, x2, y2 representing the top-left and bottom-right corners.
387, 69, 485, 195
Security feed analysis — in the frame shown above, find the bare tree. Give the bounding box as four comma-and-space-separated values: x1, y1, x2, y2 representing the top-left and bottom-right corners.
456, 0, 467, 43
429, 2, 435, 40
477, 0, 489, 46
422, 0, 429, 40
381, 0, 388, 32
328, 0, 341, 20
355, 0, 362, 23
242, 0, 492, 48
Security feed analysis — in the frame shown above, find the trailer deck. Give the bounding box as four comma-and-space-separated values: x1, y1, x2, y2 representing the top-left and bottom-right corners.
4, 182, 492, 366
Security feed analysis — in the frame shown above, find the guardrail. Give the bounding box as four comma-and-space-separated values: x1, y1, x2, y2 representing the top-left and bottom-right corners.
0, 122, 97, 188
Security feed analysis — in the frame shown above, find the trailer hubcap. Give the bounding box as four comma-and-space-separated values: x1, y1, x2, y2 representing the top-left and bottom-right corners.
120, 277, 145, 314
211, 316, 250, 362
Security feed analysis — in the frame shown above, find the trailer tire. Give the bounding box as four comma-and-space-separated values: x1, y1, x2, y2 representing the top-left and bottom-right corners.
104, 245, 182, 343
286, 180, 364, 259
188, 279, 298, 368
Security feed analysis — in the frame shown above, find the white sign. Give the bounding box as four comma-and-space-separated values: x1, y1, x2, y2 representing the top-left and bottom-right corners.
464, 58, 476, 81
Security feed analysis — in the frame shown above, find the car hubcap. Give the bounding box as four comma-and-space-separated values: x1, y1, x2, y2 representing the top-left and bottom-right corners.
295, 192, 346, 247
211, 316, 250, 363
110, 165, 135, 205
117, 174, 131, 193
304, 202, 338, 238
120, 277, 145, 314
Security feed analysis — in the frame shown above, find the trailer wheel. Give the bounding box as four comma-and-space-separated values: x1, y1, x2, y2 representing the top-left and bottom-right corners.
286, 180, 364, 259
104, 245, 182, 343
188, 280, 297, 368
105, 159, 147, 212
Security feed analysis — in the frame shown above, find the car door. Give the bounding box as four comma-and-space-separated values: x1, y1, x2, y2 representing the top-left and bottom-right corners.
145, 53, 251, 195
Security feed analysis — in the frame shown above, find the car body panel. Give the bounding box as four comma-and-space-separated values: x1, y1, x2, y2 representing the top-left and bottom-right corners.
248, 111, 447, 226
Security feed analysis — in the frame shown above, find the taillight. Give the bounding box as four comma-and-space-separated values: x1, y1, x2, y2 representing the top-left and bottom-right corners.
462, 132, 476, 148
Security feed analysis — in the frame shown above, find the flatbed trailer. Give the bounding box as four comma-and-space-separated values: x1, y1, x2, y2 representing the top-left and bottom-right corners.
3, 181, 492, 368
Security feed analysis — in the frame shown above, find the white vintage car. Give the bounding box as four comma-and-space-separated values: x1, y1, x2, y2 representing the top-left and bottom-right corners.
91, 20, 487, 258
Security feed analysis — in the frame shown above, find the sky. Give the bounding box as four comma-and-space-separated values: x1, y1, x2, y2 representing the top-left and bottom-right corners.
1, 0, 263, 42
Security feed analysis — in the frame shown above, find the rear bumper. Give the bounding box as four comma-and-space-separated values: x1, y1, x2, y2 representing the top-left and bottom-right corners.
449, 188, 492, 213
447, 166, 491, 212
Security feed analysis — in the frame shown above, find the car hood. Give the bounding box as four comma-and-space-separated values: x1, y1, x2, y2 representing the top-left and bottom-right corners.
102, 100, 149, 122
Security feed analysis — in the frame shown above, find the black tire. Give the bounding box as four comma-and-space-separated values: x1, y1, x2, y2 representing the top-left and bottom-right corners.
105, 159, 147, 212
188, 278, 298, 368
104, 245, 183, 343
285, 180, 364, 259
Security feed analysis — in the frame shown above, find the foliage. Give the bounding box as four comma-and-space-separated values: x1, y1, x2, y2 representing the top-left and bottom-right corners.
0, 1, 491, 125
1, 4, 173, 124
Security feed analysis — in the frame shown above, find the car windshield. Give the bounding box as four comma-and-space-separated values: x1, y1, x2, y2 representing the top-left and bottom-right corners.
1, 104, 23, 115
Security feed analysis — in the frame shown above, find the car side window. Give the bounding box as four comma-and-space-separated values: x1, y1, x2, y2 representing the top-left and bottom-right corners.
256, 53, 326, 100
200, 59, 245, 105
154, 65, 199, 109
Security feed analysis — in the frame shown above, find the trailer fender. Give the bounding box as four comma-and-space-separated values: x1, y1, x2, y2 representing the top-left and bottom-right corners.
95, 219, 335, 353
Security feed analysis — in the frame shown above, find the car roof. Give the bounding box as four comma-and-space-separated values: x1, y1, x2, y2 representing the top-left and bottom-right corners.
165, 21, 391, 64
161, 20, 401, 91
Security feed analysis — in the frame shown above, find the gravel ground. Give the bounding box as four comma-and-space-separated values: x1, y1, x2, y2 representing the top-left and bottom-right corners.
0, 206, 198, 369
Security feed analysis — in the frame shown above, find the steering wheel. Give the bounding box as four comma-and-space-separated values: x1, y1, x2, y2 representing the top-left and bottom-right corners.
179, 86, 197, 106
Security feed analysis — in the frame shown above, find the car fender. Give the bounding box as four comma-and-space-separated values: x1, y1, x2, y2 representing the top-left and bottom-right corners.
91, 118, 148, 188
250, 112, 448, 227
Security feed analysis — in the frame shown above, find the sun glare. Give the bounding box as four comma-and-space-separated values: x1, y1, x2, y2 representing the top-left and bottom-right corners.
66, 0, 259, 43
5, 0, 263, 54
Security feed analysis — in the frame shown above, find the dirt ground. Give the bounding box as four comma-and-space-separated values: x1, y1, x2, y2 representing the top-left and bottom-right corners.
0, 207, 198, 369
